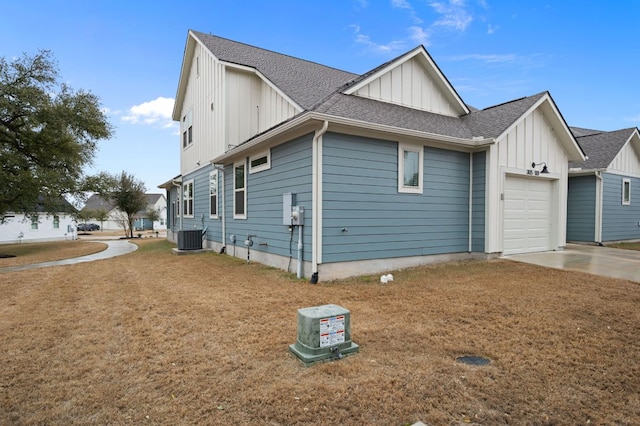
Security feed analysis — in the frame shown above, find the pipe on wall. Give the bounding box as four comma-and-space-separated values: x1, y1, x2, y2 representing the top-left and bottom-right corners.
311, 120, 329, 281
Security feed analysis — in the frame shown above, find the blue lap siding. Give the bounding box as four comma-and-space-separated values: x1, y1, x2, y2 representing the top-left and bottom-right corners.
567, 175, 596, 242
601, 173, 640, 241
321, 133, 476, 263
222, 134, 314, 260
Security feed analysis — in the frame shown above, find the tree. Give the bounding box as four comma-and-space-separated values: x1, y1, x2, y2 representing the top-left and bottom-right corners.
145, 208, 161, 231
0, 50, 112, 218
105, 172, 147, 238
93, 208, 109, 231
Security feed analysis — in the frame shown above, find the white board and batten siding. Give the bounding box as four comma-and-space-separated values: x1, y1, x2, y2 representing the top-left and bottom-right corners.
354, 56, 460, 117
486, 107, 569, 255
609, 139, 640, 177
178, 41, 299, 178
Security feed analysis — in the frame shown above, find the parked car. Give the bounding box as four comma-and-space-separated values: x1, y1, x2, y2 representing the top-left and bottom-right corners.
77, 223, 100, 231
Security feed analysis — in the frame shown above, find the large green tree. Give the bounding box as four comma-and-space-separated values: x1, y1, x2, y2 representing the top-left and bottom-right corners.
0, 50, 112, 218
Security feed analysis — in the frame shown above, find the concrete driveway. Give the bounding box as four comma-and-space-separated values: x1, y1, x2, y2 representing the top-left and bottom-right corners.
504, 244, 640, 283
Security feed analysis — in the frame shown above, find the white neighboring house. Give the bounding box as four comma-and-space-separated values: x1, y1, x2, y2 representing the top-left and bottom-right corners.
0, 198, 77, 244
82, 193, 167, 231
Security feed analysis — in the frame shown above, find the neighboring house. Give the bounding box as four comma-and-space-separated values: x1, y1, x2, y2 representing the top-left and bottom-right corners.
82, 193, 167, 231
0, 197, 77, 244
160, 30, 585, 281
567, 127, 640, 244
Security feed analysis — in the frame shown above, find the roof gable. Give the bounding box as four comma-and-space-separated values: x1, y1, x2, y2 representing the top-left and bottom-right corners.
181, 30, 357, 113
571, 128, 640, 171
343, 46, 469, 117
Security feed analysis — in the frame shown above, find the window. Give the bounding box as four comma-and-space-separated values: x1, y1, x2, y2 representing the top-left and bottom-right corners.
249, 150, 271, 174
53, 215, 60, 229
182, 110, 193, 149
30, 215, 38, 230
210, 170, 218, 218
623, 178, 631, 205
234, 161, 246, 218
398, 144, 423, 194
183, 180, 194, 217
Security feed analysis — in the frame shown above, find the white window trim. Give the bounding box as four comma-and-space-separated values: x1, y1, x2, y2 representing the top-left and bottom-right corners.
249, 149, 271, 174
209, 170, 219, 219
234, 160, 247, 219
183, 179, 194, 218
398, 143, 424, 194
622, 178, 631, 205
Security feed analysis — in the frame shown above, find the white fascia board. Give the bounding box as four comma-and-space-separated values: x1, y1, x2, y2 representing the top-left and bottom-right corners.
496, 93, 586, 163
211, 111, 493, 165
343, 46, 470, 116
222, 61, 303, 113
173, 31, 198, 121
568, 168, 605, 177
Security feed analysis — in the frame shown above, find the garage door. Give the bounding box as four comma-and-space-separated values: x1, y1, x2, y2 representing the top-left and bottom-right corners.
503, 176, 553, 255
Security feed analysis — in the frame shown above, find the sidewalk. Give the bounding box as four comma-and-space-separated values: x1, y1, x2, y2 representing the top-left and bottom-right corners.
0, 240, 138, 273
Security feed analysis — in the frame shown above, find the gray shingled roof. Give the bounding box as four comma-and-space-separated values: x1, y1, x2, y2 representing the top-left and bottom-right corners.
192, 31, 358, 110
569, 128, 636, 169
462, 93, 547, 139
194, 31, 557, 145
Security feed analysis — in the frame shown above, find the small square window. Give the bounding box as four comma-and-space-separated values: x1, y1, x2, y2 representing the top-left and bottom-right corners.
622, 178, 631, 205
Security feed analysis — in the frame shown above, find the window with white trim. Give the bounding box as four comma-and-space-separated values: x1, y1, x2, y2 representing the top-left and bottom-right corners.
209, 170, 218, 218
53, 215, 60, 229
622, 178, 631, 205
234, 161, 247, 219
182, 110, 193, 149
398, 144, 423, 194
30, 215, 38, 230
249, 150, 271, 174
183, 180, 194, 217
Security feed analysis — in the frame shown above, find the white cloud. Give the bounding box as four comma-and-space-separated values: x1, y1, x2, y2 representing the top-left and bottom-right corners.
448, 53, 519, 64
355, 32, 407, 53
428, 0, 473, 31
122, 97, 175, 129
409, 26, 430, 45
626, 114, 640, 123
487, 24, 497, 34
391, 0, 412, 9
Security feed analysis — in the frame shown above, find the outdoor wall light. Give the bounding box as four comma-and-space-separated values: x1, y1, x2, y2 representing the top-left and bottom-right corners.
532, 162, 549, 173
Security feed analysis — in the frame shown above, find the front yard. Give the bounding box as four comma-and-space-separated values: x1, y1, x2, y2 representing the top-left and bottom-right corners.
1, 239, 639, 425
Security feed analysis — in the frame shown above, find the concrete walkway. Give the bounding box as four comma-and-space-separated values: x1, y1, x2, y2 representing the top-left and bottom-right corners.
504, 243, 640, 283
0, 239, 138, 273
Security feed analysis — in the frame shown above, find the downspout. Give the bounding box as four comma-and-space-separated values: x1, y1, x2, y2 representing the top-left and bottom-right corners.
595, 171, 603, 245
213, 164, 226, 253
468, 152, 473, 253
311, 120, 329, 283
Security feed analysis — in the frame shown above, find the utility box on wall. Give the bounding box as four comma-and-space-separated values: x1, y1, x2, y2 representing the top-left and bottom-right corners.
289, 304, 359, 366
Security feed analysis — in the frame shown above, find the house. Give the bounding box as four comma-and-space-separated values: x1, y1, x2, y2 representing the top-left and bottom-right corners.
82, 193, 167, 231
0, 196, 77, 244
567, 127, 640, 244
160, 30, 585, 281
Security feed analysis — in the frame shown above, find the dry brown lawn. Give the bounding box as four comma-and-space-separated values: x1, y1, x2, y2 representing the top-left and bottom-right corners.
1, 239, 639, 425
0, 240, 107, 267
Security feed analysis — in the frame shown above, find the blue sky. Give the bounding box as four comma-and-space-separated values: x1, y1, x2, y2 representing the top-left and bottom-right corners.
2, 0, 639, 193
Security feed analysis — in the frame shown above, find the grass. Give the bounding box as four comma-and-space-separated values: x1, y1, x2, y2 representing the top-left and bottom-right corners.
0, 240, 107, 267
1, 238, 639, 425
608, 241, 640, 251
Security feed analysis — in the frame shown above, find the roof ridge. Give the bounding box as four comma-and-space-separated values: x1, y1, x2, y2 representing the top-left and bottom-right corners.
478, 91, 547, 112
191, 30, 356, 75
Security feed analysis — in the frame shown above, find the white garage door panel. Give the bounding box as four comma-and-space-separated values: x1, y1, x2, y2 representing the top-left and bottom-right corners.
503, 176, 552, 255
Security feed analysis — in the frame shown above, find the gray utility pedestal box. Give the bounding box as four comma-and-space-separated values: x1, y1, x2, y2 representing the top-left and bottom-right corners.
289, 304, 359, 366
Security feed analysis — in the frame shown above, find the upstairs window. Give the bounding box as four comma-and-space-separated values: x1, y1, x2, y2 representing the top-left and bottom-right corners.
182, 110, 193, 149
210, 170, 218, 218
234, 161, 247, 219
183, 180, 194, 217
623, 178, 631, 205
249, 150, 271, 174
398, 144, 423, 194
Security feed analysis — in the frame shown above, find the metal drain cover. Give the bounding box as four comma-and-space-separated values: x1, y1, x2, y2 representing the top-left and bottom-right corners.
456, 355, 490, 366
